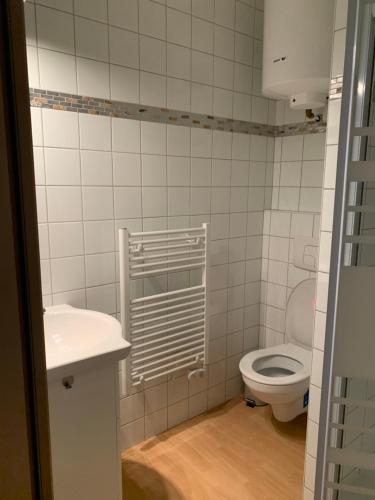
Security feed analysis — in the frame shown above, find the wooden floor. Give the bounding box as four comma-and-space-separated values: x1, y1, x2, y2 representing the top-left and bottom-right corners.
122, 398, 307, 500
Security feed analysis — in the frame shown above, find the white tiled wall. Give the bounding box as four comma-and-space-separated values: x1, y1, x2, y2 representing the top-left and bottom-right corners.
260, 121, 326, 349
303, 0, 348, 497
32, 104, 274, 449
26, 0, 275, 452
25, 0, 274, 124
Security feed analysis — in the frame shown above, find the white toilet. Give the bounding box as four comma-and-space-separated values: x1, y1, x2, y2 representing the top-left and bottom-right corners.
239, 278, 316, 422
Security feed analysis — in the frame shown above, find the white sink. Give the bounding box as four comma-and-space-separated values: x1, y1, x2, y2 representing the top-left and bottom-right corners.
44, 304, 130, 376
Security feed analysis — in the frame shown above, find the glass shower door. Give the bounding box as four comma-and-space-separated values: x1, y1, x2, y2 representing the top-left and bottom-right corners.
316, 1, 375, 498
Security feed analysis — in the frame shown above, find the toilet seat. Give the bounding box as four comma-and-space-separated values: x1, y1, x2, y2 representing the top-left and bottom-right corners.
239, 343, 312, 387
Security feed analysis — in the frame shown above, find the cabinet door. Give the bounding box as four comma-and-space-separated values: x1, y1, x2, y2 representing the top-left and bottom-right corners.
48, 364, 120, 500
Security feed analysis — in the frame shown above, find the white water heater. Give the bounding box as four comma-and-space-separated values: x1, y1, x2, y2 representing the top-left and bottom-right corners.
262, 0, 335, 110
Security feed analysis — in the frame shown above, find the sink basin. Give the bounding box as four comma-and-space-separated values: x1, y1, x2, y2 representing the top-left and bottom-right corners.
44, 304, 131, 376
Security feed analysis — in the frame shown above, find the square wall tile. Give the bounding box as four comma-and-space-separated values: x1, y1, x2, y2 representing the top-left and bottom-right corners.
44, 148, 80, 185
141, 122, 167, 155
50, 256, 85, 293
214, 0, 235, 28
139, 0, 166, 39
167, 9, 191, 47
140, 36, 166, 75
38, 224, 49, 260
81, 151, 112, 186
46, 186, 82, 222
214, 25, 234, 60
75, 17, 109, 62
191, 50, 214, 85
235, 2, 254, 36
31, 108, 43, 148
75, 0, 108, 22
142, 155, 167, 186
84, 220, 115, 254
112, 118, 140, 153
303, 133, 325, 161
109, 27, 139, 68
213, 88, 233, 119
235, 32, 253, 66
108, 0, 138, 31
192, 18, 214, 54
212, 131, 232, 160
167, 44, 191, 80
110, 65, 139, 103
191, 83, 213, 115
189, 392, 208, 418
168, 399, 188, 428
49, 222, 84, 258
142, 187, 167, 217
39, 49, 77, 94
191, 128, 212, 158
79, 114, 111, 151
167, 125, 191, 156
36, 6, 75, 54
113, 153, 141, 186
191, 158, 211, 186
211, 187, 230, 213
191, 187, 211, 215
26, 46, 39, 88
85, 253, 116, 287
115, 187, 142, 219
83, 187, 114, 220
42, 109, 79, 149
168, 375, 188, 405
168, 188, 190, 216
331, 28, 346, 78
145, 383, 167, 414
36, 186, 47, 223
140, 72, 167, 107
281, 135, 303, 162
145, 408, 167, 439
192, 0, 214, 21
212, 159, 231, 186
77, 58, 110, 99
86, 284, 116, 314
167, 78, 191, 112
121, 418, 145, 451
24, 3, 36, 46
120, 392, 145, 426
167, 157, 190, 186
214, 57, 234, 90
299, 188, 322, 213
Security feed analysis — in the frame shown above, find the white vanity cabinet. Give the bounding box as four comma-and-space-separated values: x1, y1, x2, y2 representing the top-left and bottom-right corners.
44, 305, 130, 500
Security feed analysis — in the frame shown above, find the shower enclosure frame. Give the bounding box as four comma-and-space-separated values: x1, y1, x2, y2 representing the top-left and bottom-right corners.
315, 0, 375, 498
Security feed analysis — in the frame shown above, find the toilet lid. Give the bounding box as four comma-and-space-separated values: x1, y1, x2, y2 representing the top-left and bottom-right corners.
285, 278, 316, 349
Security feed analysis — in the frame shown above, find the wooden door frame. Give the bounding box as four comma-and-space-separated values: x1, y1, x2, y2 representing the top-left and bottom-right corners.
0, 1, 53, 499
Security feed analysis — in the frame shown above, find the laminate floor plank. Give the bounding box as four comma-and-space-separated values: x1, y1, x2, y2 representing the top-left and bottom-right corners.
122, 398, 307, 500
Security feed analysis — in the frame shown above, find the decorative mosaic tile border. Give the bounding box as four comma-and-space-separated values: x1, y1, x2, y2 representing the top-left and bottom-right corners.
29, 88, 326, 138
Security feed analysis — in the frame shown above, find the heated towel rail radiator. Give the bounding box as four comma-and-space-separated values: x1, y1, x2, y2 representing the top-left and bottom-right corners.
119, 224, 210, 390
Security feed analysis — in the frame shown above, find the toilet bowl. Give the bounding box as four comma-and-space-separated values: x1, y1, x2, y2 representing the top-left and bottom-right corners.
239, 278, 315, 422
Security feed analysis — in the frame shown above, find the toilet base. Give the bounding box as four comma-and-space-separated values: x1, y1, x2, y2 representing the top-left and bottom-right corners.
244, 386, 267, 407
242, 375, 310, 423
271, 397, 307, 422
